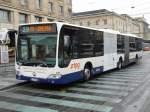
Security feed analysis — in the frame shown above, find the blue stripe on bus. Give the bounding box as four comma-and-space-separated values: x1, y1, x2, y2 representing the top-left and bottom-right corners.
92, 66, 104, 75
16, 66, 103, 85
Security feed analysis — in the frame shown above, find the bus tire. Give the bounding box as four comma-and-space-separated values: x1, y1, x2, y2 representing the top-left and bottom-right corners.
117, 60, 123, 69
83, 67, 91, 81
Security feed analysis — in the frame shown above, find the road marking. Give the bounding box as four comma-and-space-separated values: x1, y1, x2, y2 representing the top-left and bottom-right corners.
112, 73, 145, 76
0, 101, 58, 112
117, 70, 146, 73
0, 92, 113, 112
108, 73, 144, 77
102, 75, 141, 80
89, 80, 139, 86
113, 71, 145, 74
96, 77, 142, 83
13, 88, 122, 103
77, 83, 134, 91
67, 87, 128, 96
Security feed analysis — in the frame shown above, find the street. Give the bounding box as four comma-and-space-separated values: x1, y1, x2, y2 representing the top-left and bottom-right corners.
0, 52, 149, 112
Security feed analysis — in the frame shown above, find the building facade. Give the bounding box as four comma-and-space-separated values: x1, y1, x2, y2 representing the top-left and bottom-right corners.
0, 0, 72, 29
72, 9, 149, 39
146, 29, 150, 40
134, 17, 150, 39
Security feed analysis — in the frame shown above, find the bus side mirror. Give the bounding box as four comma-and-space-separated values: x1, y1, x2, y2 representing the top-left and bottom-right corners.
64, 35, 71, 50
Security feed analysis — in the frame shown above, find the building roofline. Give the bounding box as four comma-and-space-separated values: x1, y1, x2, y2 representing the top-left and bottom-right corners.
72, 9, 131, 21
73, 9, 115, 16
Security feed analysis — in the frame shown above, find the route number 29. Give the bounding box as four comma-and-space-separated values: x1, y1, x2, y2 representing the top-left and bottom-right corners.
70, 63, 80, 70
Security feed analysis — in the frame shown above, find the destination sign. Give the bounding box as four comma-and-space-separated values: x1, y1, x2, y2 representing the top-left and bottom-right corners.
19, 24, 57, 33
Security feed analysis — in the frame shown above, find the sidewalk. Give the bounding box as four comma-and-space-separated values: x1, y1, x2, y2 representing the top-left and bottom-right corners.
0, 63, 24, 90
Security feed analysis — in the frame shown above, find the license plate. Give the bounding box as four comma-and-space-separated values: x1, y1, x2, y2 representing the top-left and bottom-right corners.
31, 78, 39, 82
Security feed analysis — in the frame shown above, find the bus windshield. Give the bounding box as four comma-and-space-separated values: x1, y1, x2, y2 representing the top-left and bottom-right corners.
17, 33, 57, 67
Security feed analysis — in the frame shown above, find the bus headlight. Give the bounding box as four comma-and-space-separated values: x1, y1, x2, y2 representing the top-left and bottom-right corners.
48, 72, 62, 79
16, 70, 21, 76
16, 65, 21, 76
16, 64, 21, 70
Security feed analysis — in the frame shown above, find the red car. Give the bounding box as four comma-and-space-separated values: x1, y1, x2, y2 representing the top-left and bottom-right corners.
143, 46, 150, 51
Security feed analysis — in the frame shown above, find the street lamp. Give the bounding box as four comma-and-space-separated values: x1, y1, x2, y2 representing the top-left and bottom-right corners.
131, 6, 135, 9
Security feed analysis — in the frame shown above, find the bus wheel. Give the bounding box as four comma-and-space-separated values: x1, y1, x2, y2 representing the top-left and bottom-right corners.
83, 67, 91, 81
117, 60, 123, 69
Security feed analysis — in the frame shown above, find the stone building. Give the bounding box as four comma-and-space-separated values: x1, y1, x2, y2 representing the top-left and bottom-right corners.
134, 17, 149, 39
0, 0, 72, 29
72, 9, 149, 39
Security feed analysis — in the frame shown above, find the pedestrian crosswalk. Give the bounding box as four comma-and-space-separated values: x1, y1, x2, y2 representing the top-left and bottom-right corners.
0, 101, 57, 112
0, 64, 23, 90
101, 75, 142, 80
76, 83, 135, 91
96, 77, 142, 83
0, 65, 149, 112
89, 80, 139, 87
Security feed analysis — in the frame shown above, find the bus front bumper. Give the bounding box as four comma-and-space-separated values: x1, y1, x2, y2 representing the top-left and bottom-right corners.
16, 71, 83, 85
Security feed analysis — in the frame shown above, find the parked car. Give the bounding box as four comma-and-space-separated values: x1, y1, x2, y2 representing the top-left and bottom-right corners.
143, 46, 150, 51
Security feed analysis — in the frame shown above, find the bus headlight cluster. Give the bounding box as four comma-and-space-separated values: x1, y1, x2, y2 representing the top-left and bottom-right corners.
16, 64, 21, 70
16, 70, 21, 76
16, 65, 21, 76
48, 72, 62, 79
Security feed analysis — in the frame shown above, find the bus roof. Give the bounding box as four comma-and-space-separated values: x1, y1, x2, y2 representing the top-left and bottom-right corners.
100, 29, 121, 34
19, 22, 142, 38
19, 22, 117, 33
19, 22, 57, 26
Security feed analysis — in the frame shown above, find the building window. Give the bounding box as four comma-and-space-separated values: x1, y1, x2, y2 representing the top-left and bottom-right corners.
0, 9, 11, 22
47, 18, 54, 22
35, 16, 42, 22
19, 13, 28, 23
48, 2, 53, 13
103, 19, 107, 25
36, 0, 42, 9
20, 0, 27, 5
59, 5, 64, 15
87, 21, 90, 26
80, 22, 83, 26
68, 0, 72, 4
96, 20, 99, 25
68, 8, 72, 16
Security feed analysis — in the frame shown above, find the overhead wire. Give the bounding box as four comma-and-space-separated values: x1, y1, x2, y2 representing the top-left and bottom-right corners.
111, 0, 150, 13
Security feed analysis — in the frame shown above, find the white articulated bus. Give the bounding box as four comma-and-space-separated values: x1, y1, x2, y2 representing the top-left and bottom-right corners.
16, 22, 143, 84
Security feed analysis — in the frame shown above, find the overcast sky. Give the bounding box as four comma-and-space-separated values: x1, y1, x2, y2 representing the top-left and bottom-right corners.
72, 0, 150, 25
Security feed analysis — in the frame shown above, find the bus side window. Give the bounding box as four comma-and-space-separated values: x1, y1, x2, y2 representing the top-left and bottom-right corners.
72, 36, 80, 59
64, 35, 71, 53
63, 35, 72, 67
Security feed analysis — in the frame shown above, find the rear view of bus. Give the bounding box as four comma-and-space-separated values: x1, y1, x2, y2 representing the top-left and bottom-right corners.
16, 23, 59, 84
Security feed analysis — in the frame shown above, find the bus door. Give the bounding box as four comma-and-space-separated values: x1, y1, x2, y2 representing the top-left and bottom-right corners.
104, 33, 117, 71
124, 36, 130, 65
8, 30, 17, 47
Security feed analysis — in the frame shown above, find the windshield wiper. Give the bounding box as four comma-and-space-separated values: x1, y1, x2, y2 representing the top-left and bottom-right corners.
18, 60, 48, 67
17, 59, 56, 67
38, 62, 48, 67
